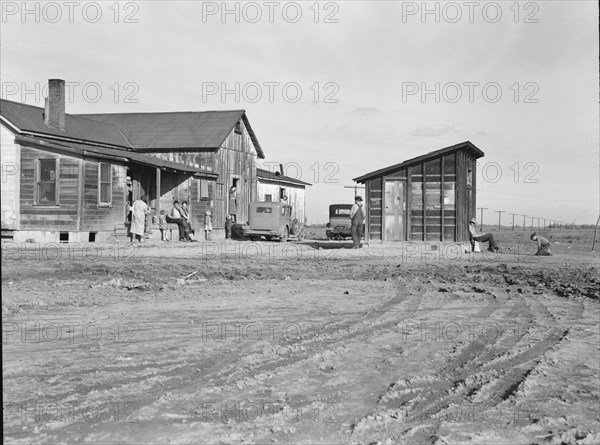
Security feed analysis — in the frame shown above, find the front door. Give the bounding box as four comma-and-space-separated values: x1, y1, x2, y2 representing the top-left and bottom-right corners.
384, 181, 405, 241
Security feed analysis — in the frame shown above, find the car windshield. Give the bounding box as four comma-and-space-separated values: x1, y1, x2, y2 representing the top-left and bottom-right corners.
256, 207, 273, 213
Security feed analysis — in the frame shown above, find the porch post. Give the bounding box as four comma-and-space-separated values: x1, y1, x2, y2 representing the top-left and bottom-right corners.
155, 167, 161, 214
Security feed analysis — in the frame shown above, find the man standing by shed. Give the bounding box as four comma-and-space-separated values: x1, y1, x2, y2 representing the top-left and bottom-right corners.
350, 196, 365, 249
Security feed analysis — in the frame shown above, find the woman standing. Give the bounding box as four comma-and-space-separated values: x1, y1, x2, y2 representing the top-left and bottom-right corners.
229, 186, 237, 222
131, 196, 149, 243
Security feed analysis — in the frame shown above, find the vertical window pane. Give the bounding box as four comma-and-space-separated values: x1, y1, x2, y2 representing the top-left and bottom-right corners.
410, 164, 423, 241
424, 159, 441, 241
100, 164, 111, 182
443, 154, 456, 240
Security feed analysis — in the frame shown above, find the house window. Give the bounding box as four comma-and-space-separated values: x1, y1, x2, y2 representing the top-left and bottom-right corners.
235, 121, 242, 134
216, 182, 224, 199
265, 194, 272, 202
99, 163, 112, 205
199, 179, 209, 199
36, 158, 58, 205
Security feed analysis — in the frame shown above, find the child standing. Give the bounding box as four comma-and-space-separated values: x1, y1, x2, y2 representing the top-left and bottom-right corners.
531, 232, 552, 256
225, 216, 233, 239
158, 210, 168, 241
204, 211, 213, 241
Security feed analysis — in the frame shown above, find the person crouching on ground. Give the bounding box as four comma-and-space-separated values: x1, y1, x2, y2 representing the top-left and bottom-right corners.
531, 232, 552, 256
350, 195, 365, 249
469, 217, 500, 252
205, 211, 213, 241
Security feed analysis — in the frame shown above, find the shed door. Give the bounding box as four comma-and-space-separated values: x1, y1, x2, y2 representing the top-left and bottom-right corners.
385, 181, 405, 241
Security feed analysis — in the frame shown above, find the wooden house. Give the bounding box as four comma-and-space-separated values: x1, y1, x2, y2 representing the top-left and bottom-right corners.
1, 79, 265, 242
353, 141, 484, 242
80, 109, 264, 236
256, 167, 311, 223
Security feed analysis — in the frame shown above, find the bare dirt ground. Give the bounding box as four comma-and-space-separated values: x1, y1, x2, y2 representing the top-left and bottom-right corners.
2, 231, 599, 444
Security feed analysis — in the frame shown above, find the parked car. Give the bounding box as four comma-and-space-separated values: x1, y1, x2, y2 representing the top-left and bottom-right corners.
242, 201, 304, 242
326, 204, 353, 240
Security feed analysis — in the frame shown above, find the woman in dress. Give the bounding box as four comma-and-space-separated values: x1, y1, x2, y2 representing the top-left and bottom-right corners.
131, 196, 149, 243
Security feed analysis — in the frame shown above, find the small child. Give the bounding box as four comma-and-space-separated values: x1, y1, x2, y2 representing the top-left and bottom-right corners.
225, 216, 233, 239
158, 210, 168, 241
204, 211, 213, 241
531, 232, 552, 256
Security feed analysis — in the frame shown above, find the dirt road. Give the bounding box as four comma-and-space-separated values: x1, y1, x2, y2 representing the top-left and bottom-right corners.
2, 240, 599, 444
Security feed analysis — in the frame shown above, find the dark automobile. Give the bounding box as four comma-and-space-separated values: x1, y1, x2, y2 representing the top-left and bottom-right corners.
326, 204, 353, 240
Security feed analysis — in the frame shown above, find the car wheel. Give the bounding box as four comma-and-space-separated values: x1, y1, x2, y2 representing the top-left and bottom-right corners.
280, 227, 289, 242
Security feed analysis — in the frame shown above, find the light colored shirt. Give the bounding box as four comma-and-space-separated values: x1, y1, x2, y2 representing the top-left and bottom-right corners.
469, 223, 480, 238
171, 207, 182, 219
350, 203, 365, 223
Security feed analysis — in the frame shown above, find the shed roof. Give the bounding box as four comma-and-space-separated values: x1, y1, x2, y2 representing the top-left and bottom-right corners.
78, 110, 265, 158
0, 99, 132, 148
353, 141, 484, 183
256, 167, 312, 187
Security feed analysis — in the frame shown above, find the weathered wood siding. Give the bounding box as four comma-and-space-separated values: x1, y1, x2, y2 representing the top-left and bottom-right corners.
143, 119, 258, 229
80, 160, 127, 232
216, 120, 258, 226
1, 124, 20, 230
257, 181, 306, 222
368, 177, 382, 240
19, 145, 79, 231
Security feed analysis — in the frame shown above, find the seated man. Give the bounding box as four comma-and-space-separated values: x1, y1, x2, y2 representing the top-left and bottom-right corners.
166, 200, 190, 241
468, 217, 500, 252
531, 232, 552, 256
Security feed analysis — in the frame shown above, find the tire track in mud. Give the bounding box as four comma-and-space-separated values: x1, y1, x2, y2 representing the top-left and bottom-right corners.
351, 286, 582, 443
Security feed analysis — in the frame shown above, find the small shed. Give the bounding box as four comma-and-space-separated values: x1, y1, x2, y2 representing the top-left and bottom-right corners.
353, 141, 484, 242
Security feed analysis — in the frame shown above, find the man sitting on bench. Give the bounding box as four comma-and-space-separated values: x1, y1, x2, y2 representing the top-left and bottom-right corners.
166, 200, 191, 242
469, 217, 500, 252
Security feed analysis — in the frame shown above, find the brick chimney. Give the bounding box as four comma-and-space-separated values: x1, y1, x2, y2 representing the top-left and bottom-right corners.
44, 79, 65, 131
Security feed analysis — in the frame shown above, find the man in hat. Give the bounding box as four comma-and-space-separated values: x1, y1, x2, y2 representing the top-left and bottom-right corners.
350, 195, 366, 249
469, 217, 499, 252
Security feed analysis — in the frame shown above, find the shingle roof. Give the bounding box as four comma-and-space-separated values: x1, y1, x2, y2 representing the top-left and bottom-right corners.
353, 141, 484, 183
256, 168, 312, 187
78, 110, 265, 158
0, 99, 132, 148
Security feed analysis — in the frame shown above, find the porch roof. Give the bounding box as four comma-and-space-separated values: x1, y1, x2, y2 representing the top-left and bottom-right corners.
15, 134, 218, 177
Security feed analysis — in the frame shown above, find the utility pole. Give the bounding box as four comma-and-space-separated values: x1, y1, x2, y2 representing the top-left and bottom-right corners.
537, 218, 540, 229
522, 214, 527, 231
343, 185, 365, 198
495, 210, 504, 230
510, 213, 517, 231
530, 217, 535, 230
477, 207, 487, 231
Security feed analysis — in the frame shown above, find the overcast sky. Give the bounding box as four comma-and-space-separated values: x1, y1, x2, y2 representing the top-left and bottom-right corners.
2, 1, 598, 224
